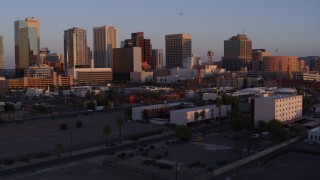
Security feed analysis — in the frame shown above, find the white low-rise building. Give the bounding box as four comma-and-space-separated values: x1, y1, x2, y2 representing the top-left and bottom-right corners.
170, 105, 230, 126
132, 102, 230, 126
308, 127, 320, 144
254, 94, 303, 126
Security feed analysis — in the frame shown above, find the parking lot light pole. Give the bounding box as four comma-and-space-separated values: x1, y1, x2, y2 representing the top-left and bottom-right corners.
70, 130, 73, 155
175, 162, 180, 180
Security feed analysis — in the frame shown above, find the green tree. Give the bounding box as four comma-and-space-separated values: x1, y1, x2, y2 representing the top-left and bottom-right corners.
0, 115, 5, 127
86, 100, 95, 110
76, 121, 82, 128
55, 143, 64, 158
266, 120, 288, 143
116, 118, 125, 144
257, 120, 266, 132
174, 125, 193, 142
200, 110, 205, 121
60, 123, 68, 130
141, 109, 150, 121
85, 90, 95, 100
103, 125, 112, 146
4, 103, 16, 120
72, 96, 84, 111
124, 108, 132, 120
194, 111, 200, 125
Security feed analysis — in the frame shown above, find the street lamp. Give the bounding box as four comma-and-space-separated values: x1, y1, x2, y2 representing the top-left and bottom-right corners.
175, 162, 180, 180
70, 130, 73, 155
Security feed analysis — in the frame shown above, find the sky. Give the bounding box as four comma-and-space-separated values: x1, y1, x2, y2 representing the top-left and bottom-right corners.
1, 0, 320, 69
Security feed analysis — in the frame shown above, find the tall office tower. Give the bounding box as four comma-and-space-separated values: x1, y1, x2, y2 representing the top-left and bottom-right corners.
112, 47, 142, 81
0, 36, 4, 70
124, 32, 151, 70
64, 27, 88, 72
165, 33, 192, 69
14, 17, 40, 76
222, 34, 252, 71
39, 47, 50, 63
151, 49, 163, 69
93, 25, 118, 68
252, 49, 271, 71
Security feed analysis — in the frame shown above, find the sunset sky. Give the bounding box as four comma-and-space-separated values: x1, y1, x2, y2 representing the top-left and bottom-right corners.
1, 0, 319, 68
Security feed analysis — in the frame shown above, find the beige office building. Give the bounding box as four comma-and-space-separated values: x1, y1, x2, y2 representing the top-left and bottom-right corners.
93, 25, 118, 68
165, 34, 192, 69
0, 36, 4, 70
254, 95, 302, 126
252, 49, 271, 71
64, 27, 88, 72
262, 56, 303, 76
222, 34, 252, 71
68, 67, 113, 85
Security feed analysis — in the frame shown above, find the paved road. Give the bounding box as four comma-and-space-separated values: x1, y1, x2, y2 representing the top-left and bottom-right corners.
0, 133, 174, 178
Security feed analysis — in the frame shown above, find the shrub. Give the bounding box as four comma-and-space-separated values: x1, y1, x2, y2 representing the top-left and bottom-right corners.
142, 152, 149, 156
217, 160, 227, 166
139, 148, 145, 152
37, 152, 51, 158
150, 145, 155, 149
111, 143, 115, 146
157, 163, 172, 170
165, 141, 170, 145
155, 155, 163, 159
60, 123, 68, 130
129, 153, 133, 157
164, 150, 169, 157
76, 121, 82, 128
208, 167, 214, 172
3, 159, 14, 165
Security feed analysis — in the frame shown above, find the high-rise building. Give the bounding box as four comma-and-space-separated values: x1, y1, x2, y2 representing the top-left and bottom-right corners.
112, 47, 142, 81
93, 25, 118, 68
299, 56, 320, 71
39, 47, 50, 63
252, 49, 271, 71
165, 33, 192, 69
151, 49, 163, 69
64, 27, 88, 73
124, 32, 151, 70
14, 17, 40, 76
0, 36, 4, 70
222, 34, 252, 71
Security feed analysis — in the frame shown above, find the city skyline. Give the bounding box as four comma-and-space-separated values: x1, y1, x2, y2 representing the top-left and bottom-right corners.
1, 0, 319, 69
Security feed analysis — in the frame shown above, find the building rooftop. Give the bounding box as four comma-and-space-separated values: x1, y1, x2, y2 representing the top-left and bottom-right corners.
170, 104, 226, 113
256, 94, 300, 100
273, 88, 297, 94
135, 102, 193, 110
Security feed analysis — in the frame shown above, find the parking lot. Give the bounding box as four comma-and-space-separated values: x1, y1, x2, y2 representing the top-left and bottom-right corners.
0, 110, 163, 159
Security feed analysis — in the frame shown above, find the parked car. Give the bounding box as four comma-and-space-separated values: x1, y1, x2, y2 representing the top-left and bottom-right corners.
307, 141, 317, 145
193, 136, 203, 142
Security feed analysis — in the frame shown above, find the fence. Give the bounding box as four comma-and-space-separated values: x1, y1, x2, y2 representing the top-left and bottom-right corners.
196, 135, 303, 180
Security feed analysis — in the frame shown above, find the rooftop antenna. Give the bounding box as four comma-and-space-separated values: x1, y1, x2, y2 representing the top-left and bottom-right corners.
242, 29, 245, 34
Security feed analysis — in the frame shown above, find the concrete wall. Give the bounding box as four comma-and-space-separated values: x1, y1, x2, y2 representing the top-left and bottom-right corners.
196, 136, 302, 180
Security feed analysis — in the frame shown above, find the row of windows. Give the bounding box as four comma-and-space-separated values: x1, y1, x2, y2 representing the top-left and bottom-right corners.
310, 135, 319, 141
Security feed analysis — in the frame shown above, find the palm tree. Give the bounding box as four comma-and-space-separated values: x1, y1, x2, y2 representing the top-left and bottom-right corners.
116, 118, 124, 144
103, 125, 112, 146
215, 97, 223, 129
4, 103, 15, 120
200, 110, 205, 124
55, 143, 64, 158
194, 111, 200, 126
